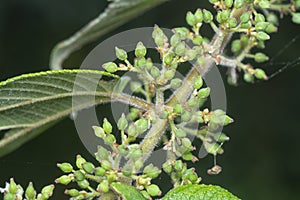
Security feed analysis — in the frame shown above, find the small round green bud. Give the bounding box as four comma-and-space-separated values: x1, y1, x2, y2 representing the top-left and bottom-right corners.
186, 11, 197, 26
193, 35, 203, 45
231, 40, 241, 53
146, 184, 161, 197
104, 134, 116, 146
164, 69, 176, 80
171, 33, 181, 47
255, 13, 265, 23
136, 57, 147, 68
107, 174, 117, 183
78, 179, 89, 189
76, 155, 86, 169
173, 104, 183, 114
103, 118, 112, 134
101, 160, 113, 171
174, 160, 183, 171
241, 21, 252, 29
182, 152, 194, 161
170, 78, 182, 89
96, 146, 109, 161
82, 162, 95, 174
135, 42, 147, 57
118, 144, 128, 156
122, 165, 133, 177
234, 0, 244, 8
220, 10, 230, 22
186, 49, 197, 60
198, 87, 210, 99
128, 149, 143, 161
162, 161, 173, 174
150, 66, 160, 78
102, 62, 118, 73
182, 138, 192, 149
135, 118, 148, 134
265, 23, 277, 33
115, 47, 127, 61
152, 25, 167, 47
41, 185, 54, 197
55, 175, 73, 185
173, 27, 189, 40
146, 59, 153, 70
128, 124, 138, 137
57, 163, 73, 173
181, 111, 192, 122
225, 0, 233, 8
93, 126, 105, 138
255, 22, 269, 31
244, 73, 254, 83
117, 113, 128, 131
97, 180, 110, 193
127, 108, 140, 121
254, 68, 267, 80
25, 182, 36, 199
158, 110, 169, 119
254, 52, 269, 63
203, 9, 213, 23
174, 128, 186, 138
194, 76, 203, 89
195, 9, 203, 23
240, 13, 250, 23
65, 189, 79, 197
143, 164, 161, 178
74, 170, 85, 181
164, 53, 174, 66
175, 42, 186, 56
292, 13, 300, 24
95, 167, 106, 176
8, 178, 18, 194
228, 18, 238, 28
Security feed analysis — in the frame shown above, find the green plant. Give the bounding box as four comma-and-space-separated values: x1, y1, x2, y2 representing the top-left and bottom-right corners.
1, 0, 300, 199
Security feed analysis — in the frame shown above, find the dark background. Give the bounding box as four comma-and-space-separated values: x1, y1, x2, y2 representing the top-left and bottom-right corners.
1, 0, 300, 199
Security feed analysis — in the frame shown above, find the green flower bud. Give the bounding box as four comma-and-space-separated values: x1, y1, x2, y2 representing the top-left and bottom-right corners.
258, 0, 270, 8
152, 25, 167, 47
254, 68, 268, 80
203, 9, 213, 23
254, 52, 269, 63
244, 73, 254, 83
55, 175, 73, 185
97, 180, 110, 193
241, 21, 252, 29
135, 42, 147, 57
234, 0, 244, 8
255, 22, 269, 31
170, 78, 182, 89
228, 18, 238, 28
146, 184, 161, 197
128, 149, 143, 161
143, 164, 161, 178
174, 160, 183, 171
115, 47, 127, 61
76, 155, 86, 169
181, 111, 192, 122
182, 152, 194, 161
128, 123, 138, 137
231, 40, 242, 53
127, 108, 140, 121
193, 35, 203, 45
93, 126, 105, 138
57, 163, 73, 173
267, 13, 278, 25
25, 182, 36, 200
187, 97, 199, 108
195, 9, 203, 23
182, 138, 192, 149
186, 11, 197, 26
292, 13, 300, 24
103, 118, 112, 134
194, 76, 203, 89
101, 160, 113, 171
170, 33, 181, 47
186, 49, 197, 60
174, 128, 186, 138
255, 13, 265, 23
164, 53, 174, 66
158, 110, 169, 119
240, 13, 250, 23
102, 62, 118, 73
77, 179, 89, 189
118, 144, 128, 156
141, 190, 151, 199
4, 193, 15, 200
122, 165, 133, 177
65, 189, 79, 197
164, 69, 176, 80
74, 170, 85, 181
104, 134, 116, 146
135, 118, 149, 133
107, 173, 117, 183
95, 167, 106, 176
117, 113, 128, 131
173, 27, 189, 40
216, 132, 230, 142
225, 0, 233, 8
146, 59, 153, 70
240, 35, 249, 45
173, 104, 183, 114
150, 66, 160, 78
96, 146, 109, 161
8, 178, 18, 194
265, 23, 277, 33
224, 115, 234, 125
175, 42, 186, 56
82, 162, 95, 174
162, 161, 173, 174
220, 10, 230, 22
198, 87, 210, 98
41, 185, 54, 197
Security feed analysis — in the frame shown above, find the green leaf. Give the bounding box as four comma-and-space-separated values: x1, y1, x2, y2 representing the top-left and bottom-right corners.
0, 70, 152, 157
162, 184, 241, 200
111, 182, 146, 200
50, 0, 168, 69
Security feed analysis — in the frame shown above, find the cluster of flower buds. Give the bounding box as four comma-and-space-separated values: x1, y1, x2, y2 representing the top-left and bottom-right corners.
0, 178, 54, 200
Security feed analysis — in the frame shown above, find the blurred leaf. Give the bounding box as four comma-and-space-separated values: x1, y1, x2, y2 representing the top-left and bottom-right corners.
0, 70, 151, 157
50, 0, 168, 69
162, 184, 241, 200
